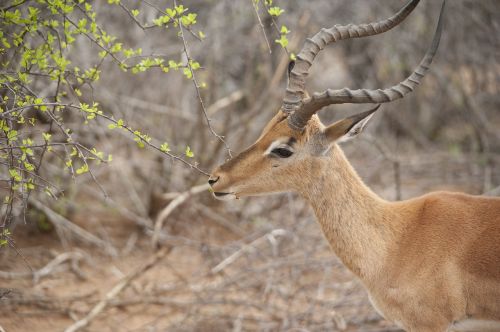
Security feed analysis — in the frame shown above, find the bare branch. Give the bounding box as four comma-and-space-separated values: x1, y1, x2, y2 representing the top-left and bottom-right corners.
250, 0, 272, 54
152, 183, 210, 248
175, 0, 232, 157
64, 247, 170, 332
29, 198, 117, 256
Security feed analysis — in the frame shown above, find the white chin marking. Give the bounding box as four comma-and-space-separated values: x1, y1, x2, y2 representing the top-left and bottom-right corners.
213, 193, 237, 201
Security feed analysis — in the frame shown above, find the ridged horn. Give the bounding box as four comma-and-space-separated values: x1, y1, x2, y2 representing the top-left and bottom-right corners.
283, 0, 421, 117
288, 0, 446, 131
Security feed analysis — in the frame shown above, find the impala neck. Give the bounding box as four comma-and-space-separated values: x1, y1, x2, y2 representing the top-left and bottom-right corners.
297, 145, 396, 283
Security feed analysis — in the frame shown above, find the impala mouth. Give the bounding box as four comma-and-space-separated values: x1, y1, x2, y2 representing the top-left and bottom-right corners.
213, 192, 237, 200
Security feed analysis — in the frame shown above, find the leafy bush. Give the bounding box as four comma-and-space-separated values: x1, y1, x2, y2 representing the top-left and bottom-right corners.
0, 0, 213, 245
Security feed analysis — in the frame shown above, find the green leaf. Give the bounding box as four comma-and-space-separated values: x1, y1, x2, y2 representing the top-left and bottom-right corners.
165, 8, 175, 18
190, 60, 200, 70
275, 34, 289, 48
131, 9, 139, 17
175, 5, 187, 15
26, 181, 35, 190
183, 68, 192, 79
34, 97, 47, 111
76, 164, 89, 175
160, 142, 170, 152
168, 60, 180, 70
7, 129, 18, 143
181, 13, 197, 26
9, 169, 22, 182
153, 15, 171, 26
42, 133, 52, 141
123, 48, 134, 58
185, 146, 194, 158
110, 42, 122, 53
24, 161, 35, 171
78, 18, 88, 30
268, 6, 284, 17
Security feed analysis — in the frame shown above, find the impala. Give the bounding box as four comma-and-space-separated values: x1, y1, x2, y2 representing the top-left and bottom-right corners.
208, 0, 500, 331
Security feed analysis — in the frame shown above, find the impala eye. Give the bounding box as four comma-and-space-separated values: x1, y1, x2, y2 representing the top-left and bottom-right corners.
271, 147, 293, 158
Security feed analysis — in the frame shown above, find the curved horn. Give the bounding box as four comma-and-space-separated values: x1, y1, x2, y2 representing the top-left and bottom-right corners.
283, 0, 420, 116
288, 0, 446, 131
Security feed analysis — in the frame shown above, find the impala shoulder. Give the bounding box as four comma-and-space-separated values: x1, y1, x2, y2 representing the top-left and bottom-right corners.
422, 191, 500, 211
399, 191, 458, 219
420, 191, 465, 210
418, 191, 492, 210
395, 191, 477, 227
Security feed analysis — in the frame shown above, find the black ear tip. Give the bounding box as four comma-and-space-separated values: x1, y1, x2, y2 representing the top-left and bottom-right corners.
349, 104, 381, 122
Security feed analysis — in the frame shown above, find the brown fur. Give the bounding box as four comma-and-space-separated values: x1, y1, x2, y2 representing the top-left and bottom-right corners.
209, 111, 500, 331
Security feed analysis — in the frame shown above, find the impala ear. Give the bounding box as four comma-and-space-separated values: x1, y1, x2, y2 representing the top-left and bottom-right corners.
324, 105, 380, 143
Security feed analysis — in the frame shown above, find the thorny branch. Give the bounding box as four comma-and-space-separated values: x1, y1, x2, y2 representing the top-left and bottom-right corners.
249, 0, 291, 60
175, 0, 233, 158
1, 102, 210, 175
250, 0, 272, 54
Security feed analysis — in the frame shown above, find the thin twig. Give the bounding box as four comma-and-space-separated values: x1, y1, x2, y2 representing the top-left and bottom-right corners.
250, 0, 272, 54
117, 2, 156, 30
64, 247, 170, 332
152, 183, 209, 248
29, 198, 117, 256
2, 102, 210, 176
262, 1, 289, 55
207, 90, 244, 116
211, 229, 288, 274
44, 108, 108, 198
140, 0, 202, 41
0, 251, 85, 283
175, 0, 232, 157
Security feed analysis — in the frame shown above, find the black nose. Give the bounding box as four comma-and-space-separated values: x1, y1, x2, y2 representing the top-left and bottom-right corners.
208, 176, 219, 186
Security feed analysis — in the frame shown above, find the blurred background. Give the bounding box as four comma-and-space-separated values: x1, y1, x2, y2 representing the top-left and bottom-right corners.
1, 0, 499, 331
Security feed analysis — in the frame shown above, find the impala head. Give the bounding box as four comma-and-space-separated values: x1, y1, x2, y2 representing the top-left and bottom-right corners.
209, 106, 378, 199
209, 0, 445, 200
